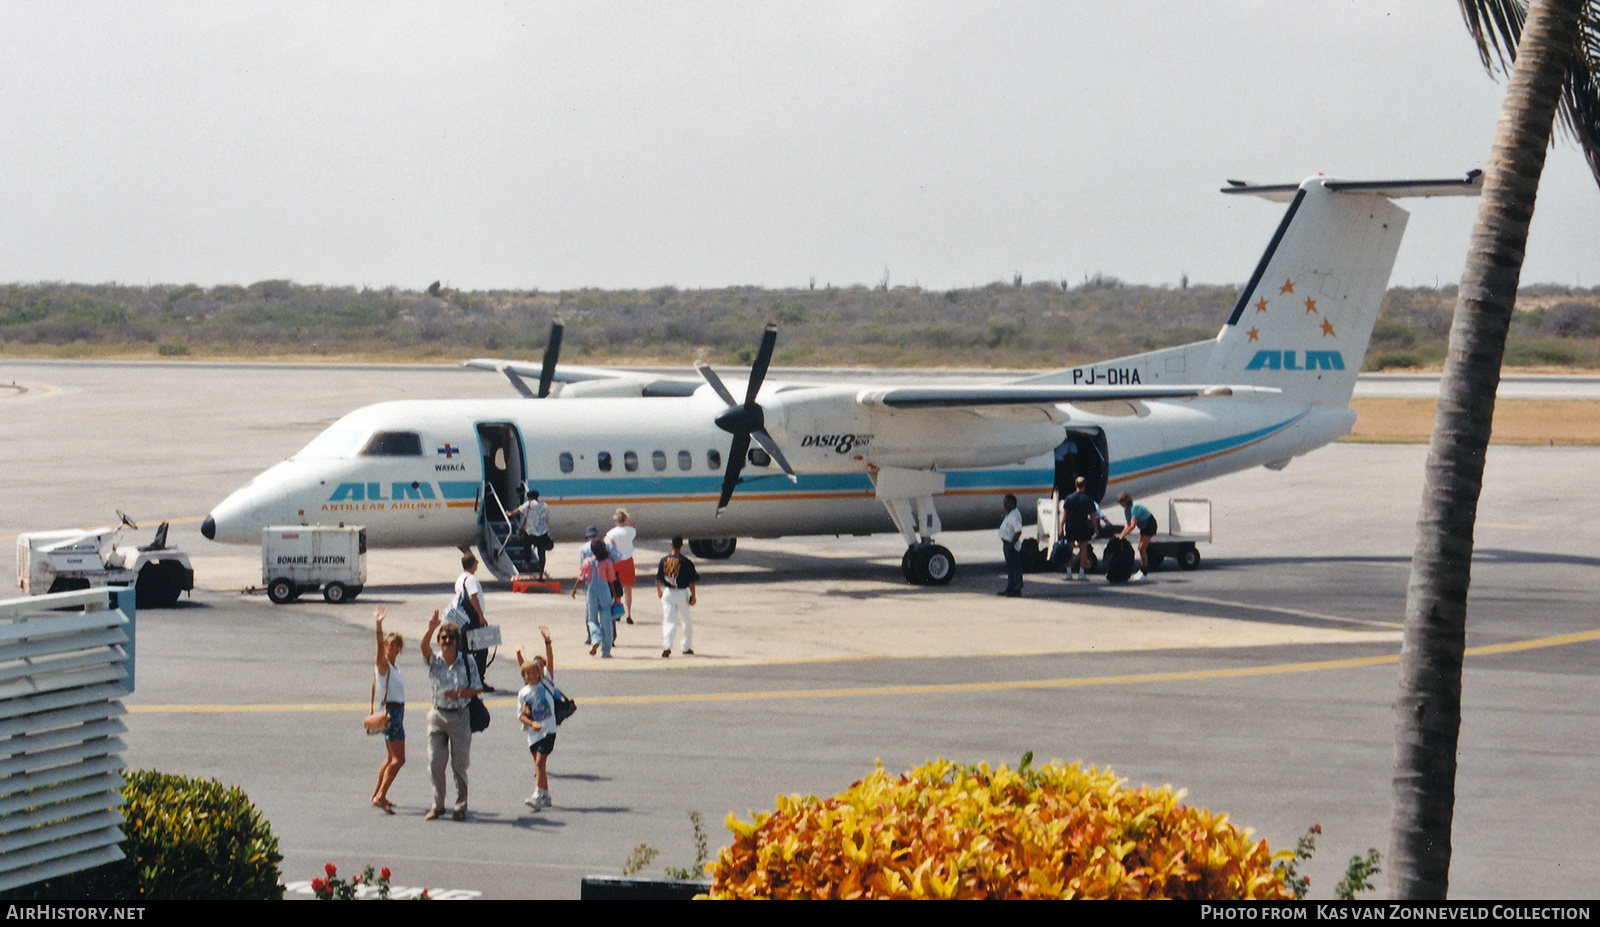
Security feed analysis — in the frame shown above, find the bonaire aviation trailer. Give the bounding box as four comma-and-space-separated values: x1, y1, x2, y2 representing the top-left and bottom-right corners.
261, 525, 367, 604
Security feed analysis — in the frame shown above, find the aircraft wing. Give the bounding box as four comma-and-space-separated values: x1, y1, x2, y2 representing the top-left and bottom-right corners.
855, 383, 1279, 409
462, 359, 703, 397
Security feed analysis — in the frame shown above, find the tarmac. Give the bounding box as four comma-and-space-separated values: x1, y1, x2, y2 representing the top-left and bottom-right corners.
3, 359, 1597, 900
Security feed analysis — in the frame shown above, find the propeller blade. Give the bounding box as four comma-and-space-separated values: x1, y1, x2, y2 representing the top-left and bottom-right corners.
717, 432, 751, 515
751, 429, 797, 480
695, 361, 739, 410
537, 319, 564, 398
743, 323, 778, 406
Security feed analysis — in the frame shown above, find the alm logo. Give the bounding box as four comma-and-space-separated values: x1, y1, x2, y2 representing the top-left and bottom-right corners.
1245, 350, 1344, 371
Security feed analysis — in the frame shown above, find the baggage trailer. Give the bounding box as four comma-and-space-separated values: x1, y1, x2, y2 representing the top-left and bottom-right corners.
1033, 497, 1211, 573
1143, 498, 1211, 570
261, 526, 367, 604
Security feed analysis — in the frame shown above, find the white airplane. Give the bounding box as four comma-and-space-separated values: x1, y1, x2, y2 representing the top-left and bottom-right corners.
202, 172, 1480, 585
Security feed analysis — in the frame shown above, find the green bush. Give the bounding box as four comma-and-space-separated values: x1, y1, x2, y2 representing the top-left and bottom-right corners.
1, 770, 283, 901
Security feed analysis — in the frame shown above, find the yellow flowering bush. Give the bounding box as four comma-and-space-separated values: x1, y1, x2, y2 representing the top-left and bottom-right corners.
707, 757, 1295, 900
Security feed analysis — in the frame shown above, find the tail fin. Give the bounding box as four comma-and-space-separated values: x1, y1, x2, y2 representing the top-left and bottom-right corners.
1021, 172, 1480, 406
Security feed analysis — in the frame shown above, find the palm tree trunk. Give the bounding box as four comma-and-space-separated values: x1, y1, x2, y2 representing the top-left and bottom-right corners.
1388, 0, 1583, 899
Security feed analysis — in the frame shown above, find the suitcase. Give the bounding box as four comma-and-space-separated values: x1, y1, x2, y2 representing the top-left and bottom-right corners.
1102, 537, 1138, 583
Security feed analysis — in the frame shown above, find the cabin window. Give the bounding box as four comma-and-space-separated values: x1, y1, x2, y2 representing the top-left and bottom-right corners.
748, 447, 771, 468
598, 451, 613, 472
359, 431, 423, 457
652, 450, 667, 472
677, 450, 693, 471
623, 451, 639, 472
707, 449, 722, 471
559, 452, 574, 474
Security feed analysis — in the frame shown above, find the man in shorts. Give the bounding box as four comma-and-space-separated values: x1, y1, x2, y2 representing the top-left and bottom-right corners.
1060, 477, 1102, 581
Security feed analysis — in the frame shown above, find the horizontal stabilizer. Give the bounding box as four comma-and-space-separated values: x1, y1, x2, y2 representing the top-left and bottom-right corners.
1223, 170, 1482, 202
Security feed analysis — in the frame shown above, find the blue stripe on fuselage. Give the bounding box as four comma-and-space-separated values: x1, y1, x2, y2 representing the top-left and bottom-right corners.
1108, 412, 1305, 481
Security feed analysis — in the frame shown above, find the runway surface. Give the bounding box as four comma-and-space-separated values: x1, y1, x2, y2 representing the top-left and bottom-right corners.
2, 359, 1596, 900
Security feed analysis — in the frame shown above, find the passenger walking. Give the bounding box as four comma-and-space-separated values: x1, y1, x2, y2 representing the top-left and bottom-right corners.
998, 494, 1024, 597
656, 536, 699, 657
605, 509, 638, 624
517, 626, 559, 810
450, 553, 495, 691
422, 611, 481, 821
1115, 492, 1159, 582
370, 607, 405, 814
507, 487, 552, 578
571, 537, 618, 658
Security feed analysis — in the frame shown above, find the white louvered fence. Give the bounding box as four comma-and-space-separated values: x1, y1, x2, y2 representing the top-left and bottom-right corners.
0, 587, 135, 892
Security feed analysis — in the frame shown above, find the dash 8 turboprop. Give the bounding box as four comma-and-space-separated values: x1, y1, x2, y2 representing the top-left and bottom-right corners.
203, 172, 1480, 585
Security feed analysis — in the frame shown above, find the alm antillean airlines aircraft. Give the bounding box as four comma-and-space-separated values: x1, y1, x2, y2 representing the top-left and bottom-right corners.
202, 172, 1480, 586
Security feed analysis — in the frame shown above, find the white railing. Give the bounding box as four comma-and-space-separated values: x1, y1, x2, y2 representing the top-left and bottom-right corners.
0, 587, 135, 892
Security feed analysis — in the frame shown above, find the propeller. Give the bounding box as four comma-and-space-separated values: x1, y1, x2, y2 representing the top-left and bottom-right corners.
537, 318, 563, 398
695, 323, 797, 515
497, 319, 563, 398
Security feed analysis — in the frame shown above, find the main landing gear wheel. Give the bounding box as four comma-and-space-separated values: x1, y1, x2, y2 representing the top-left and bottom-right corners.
689, 538, 737, 560
903, 544, 955, 586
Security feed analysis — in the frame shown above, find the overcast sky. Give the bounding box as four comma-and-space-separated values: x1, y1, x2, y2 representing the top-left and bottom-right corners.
3, 1, 1597, 293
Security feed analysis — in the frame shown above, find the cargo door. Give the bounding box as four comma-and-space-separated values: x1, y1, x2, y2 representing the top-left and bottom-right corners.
1054, 428, 1108, 502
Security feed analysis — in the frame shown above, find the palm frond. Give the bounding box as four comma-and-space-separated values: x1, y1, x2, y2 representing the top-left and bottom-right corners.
1457, 0, 1527, 73
1571, 0, 1600, 183
1457, 0, 1600, 188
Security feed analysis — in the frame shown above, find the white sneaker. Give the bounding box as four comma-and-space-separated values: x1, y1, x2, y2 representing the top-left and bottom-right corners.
536, 792, 552, 809
1069, 571, 1081, 581
1129, 571, 1147, 583
524, 792, 541, 809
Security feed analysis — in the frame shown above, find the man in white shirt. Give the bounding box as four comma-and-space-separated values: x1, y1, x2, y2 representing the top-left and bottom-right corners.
453, 553, 495, 691
998, 494, 1024, 597
507, 487, 552, 577
604, 509, 637, 624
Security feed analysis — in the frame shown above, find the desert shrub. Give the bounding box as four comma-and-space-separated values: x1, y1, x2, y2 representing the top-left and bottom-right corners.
1369, 351, 1425, 371
707, 757, 1293, 900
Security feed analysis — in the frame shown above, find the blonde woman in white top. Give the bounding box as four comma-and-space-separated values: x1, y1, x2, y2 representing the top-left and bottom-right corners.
371, 607, 406, 814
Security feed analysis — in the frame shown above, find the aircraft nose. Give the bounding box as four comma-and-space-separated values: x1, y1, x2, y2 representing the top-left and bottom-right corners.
201, 516, 216, 541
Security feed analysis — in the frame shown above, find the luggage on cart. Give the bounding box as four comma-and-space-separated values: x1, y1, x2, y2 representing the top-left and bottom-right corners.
1102, 537, 1138, 583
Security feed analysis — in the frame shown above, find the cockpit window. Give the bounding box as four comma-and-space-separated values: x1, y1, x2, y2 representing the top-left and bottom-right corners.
293, 428, 368, 460
359, 432, 423, 456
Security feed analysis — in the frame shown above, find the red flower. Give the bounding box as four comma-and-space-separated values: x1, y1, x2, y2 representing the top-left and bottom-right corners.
325, 862, 337, 878
380, 867, 391, 882
311, 878, 326, 892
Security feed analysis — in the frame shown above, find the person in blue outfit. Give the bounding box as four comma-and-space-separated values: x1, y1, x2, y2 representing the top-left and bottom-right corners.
1115, 492, 1159, 583
571, 536, 617, 657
